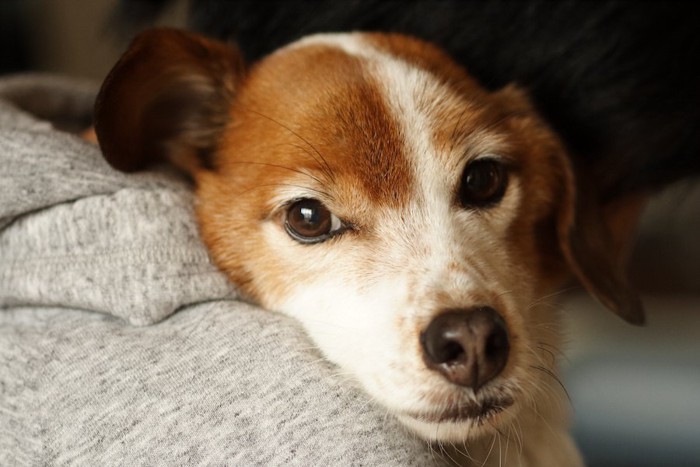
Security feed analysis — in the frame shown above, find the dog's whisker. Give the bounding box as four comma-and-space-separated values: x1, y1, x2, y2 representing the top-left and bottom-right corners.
226, 158, 329, 188
287, 142, 336, 184
536, 340, 564, 355
526, 286, 578, 307
527, 378, 562, 416
522, 373, 572, 429
536, 339, 569, 363
494, 289, 514, 299
520, 382, 549, 426
529, 364, 571, 404
238, 106, 336, 182
235, 182, 332, 200
476, 109, 532, 136
524, 342, 555, 370
326, 369, 358, 381
427, 439, 440, 465
535, 344, 558, 367
530, 320, 563, 332
480, 432, 498, 467
439, 441, 461, 467
513, 416, 525, 455
460, 439, 480, 464
506, 425, 517, 463
499, 429, 506, 467
531, 395, 568, 445
450, 440, 469, 460
506, 421, 522, 458
488, 414, 511, 465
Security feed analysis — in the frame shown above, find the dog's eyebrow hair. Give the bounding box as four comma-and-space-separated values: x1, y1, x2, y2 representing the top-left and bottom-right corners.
223, 159, 328, 187
479, 110, 531, 133
451, 109, 532, 152
237, 182, 335, 219
237, 106, 337, 184
445, 104, 476, 156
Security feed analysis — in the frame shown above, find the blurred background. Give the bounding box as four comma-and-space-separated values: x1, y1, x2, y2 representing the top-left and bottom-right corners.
562, 181, 700, 467
0, 0, 186, 81
2, 1, 699, 465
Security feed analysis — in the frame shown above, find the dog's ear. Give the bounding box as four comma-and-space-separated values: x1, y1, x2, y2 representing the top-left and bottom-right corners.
94, 28, 245, 173
556, 161, 646, 325
493, 84, 645, 324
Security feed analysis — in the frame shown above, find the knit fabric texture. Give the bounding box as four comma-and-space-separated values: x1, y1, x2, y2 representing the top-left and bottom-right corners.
0, 74, 442, 466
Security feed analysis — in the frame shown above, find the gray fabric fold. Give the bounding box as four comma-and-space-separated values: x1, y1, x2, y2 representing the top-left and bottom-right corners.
0, 74, 236, 325
0, 74, 441, 466
1, 303, 438, 466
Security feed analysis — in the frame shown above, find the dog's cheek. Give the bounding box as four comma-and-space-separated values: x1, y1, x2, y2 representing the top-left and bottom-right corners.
193, 172, 267, 301
268, 262, 434, 405
532, 215, 571, 290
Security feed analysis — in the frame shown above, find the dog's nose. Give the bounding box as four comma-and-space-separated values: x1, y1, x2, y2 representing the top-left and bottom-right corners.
420, 307, 509, 391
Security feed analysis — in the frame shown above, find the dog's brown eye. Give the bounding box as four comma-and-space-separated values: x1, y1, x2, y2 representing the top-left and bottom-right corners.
459, 158, 508, 208
285, 198, 343, 244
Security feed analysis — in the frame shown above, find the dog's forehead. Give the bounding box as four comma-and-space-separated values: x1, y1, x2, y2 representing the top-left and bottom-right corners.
235, 33, 486, 211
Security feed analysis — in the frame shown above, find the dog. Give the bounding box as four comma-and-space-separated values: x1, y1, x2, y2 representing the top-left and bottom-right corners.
90, 24, 682, 464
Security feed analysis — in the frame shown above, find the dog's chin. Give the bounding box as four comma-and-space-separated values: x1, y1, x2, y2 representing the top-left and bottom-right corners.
396, 396, 516, 442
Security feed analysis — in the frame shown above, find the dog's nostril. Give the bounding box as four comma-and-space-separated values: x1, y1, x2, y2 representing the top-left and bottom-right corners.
424, 337, 465, 364
485, 325, 508, 360
421, 307, 510, 391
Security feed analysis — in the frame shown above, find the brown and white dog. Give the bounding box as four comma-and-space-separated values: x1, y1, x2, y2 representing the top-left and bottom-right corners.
94, 28, 647, 465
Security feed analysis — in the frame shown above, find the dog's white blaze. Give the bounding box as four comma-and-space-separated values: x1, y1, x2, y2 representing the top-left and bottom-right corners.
283, 32, 386, 60
366, 38, 527, 304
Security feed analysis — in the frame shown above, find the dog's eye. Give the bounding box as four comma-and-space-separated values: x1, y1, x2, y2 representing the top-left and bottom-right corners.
458, 158, 508, 208
285, 198, 343, 244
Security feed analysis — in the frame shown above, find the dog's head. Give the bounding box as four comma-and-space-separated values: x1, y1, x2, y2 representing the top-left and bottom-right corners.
96, 29, 644, 442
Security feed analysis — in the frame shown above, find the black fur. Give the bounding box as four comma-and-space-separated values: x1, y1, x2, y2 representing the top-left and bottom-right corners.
120, 0, 700, 200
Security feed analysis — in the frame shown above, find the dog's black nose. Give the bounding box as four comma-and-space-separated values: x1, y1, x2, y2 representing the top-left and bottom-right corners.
421, 307, 509, 391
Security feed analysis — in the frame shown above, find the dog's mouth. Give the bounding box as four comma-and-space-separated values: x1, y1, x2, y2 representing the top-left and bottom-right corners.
403, 395, 514, 424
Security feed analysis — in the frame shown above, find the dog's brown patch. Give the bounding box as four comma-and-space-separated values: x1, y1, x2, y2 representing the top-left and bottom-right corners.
196, 42, 415, 301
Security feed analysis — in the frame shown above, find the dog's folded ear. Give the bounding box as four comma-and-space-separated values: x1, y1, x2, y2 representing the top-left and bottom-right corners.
557, 163, 646, 325
94, 28, 245, 173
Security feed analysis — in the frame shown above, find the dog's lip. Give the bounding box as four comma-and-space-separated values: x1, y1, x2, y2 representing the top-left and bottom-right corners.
403, 396, 514, 424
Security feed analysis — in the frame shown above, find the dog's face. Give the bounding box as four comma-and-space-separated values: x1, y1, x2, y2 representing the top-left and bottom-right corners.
96, 29, 644, 443
197, 34, 570, 441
